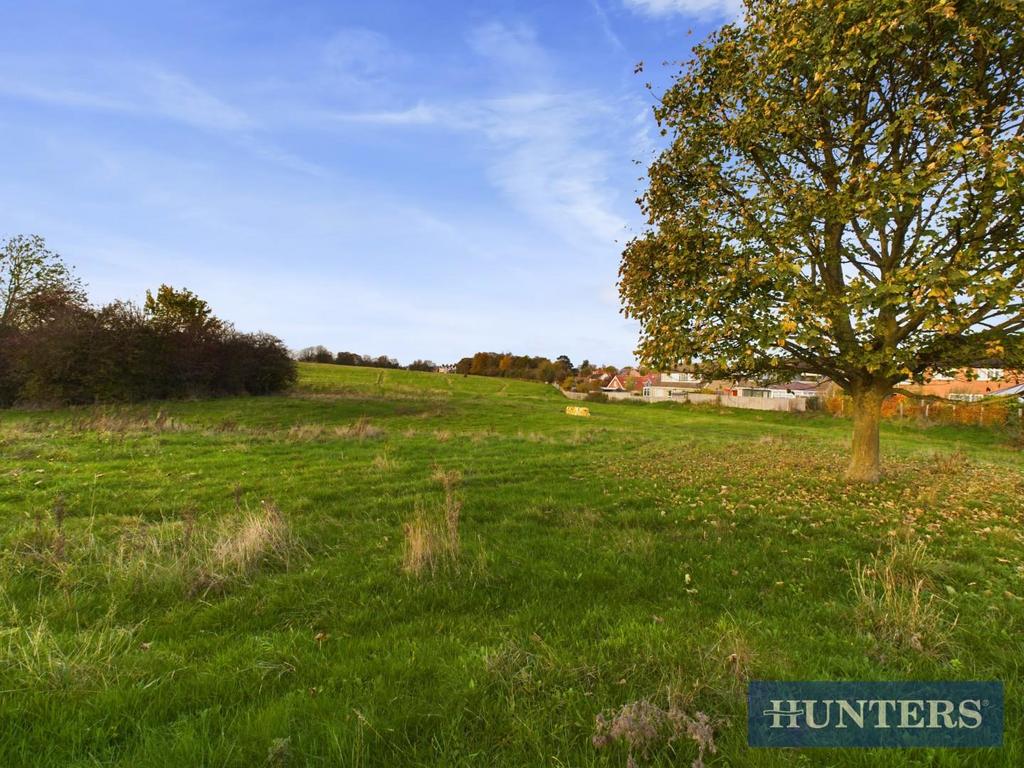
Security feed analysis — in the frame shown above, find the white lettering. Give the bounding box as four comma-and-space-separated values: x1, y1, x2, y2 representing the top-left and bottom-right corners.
804, 700, 832, 729
835, 699, 866, 729
927, 699, 956, 729
868, 699, 897, 728
898, 699, 926, 728
958, 699, 983, 729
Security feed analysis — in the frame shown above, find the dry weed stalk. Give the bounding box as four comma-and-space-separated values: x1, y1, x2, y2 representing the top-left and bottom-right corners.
593, 697, 719, 768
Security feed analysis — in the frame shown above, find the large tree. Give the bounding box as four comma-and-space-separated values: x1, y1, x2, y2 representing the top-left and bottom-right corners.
620, 0, 1024, 481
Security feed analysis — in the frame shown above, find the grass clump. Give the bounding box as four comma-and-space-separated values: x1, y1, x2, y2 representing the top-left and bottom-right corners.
1, 611, 140, 692
190, 502, 298, 596
851, 540, 955, 657
402, 469, 462, 577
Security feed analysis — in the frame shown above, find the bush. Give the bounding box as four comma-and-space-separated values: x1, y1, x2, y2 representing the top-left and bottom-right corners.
0, 296, 295, 407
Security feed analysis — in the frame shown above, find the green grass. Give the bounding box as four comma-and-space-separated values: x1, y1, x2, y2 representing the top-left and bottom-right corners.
1, 362, 1022, 767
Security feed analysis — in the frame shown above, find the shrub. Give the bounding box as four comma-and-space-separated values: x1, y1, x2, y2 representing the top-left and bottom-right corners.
0, 293, 295, 406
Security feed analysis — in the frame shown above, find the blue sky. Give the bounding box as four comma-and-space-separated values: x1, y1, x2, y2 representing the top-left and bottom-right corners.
1, 0, 740, 365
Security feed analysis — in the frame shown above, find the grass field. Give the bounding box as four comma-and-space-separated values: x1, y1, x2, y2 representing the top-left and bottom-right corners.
1, 363, 1022, 767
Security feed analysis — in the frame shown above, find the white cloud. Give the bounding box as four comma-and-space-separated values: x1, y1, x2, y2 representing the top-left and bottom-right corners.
325, 102, 444, 126
321, 27, 410, 89
0, 60, 331, 177
623, 0, 743, 18
471, 92, 627, 248
467, 22, 552, 86
310, 23, 632, 251
0, 62, 253, 134
462, 23, 629, 249
147, 71, 254, 132
588, 0, 626, 52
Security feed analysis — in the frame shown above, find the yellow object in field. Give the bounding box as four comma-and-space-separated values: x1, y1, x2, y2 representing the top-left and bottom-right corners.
565, 405, 591, 417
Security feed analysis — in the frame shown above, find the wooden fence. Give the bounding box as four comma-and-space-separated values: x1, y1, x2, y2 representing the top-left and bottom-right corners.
824, 393, 1023, 427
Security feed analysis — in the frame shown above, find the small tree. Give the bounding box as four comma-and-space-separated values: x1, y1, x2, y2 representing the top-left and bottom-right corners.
144, 284, 221, 336
297, 345, 334, 364
0, 235, 85, 329
620, 0, 1024, 481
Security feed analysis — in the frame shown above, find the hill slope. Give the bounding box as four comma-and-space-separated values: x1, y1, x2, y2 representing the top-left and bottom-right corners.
1, 363, 1021, 766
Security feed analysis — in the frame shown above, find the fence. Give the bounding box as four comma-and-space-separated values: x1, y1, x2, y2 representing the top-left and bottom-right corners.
559, 388, 809, 412
824, 393, 1023, 428
561, 386, 1022, 426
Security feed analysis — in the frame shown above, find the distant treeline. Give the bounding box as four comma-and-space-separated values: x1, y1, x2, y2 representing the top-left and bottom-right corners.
297, 345, 436, 372
454, 352, 574, 383
0, 236, 295, 407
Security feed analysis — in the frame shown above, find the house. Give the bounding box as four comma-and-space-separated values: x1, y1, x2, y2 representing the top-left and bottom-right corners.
602, 375, 628, 392
766, 380, 824, 399
987, 382, 1024, 401
731, 378, 835, 400
633, 373, 658, 393
899, 367, 1022, 399
645, 372, 707, 398
733, 386, 774, 399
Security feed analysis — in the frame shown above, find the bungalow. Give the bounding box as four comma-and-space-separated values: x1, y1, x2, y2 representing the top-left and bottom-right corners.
732, 379, 834, 399
645, 372, 706, 398
900, 367, 1022, 399
766, 380, 823, 399
987, 382, 1024, 401
733, 386, 774, 399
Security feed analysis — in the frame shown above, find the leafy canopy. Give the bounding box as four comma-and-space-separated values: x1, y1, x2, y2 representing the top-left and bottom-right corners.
1, 235, 85, 329
144, 284, 222, 335
620, 0, 1024, 391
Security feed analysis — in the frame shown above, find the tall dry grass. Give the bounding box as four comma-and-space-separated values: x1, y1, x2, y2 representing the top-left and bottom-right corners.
851, 540, 955, 656
402, 469, 463, 577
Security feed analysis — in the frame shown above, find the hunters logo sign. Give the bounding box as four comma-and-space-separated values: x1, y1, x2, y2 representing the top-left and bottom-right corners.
748, 681, 1003, 748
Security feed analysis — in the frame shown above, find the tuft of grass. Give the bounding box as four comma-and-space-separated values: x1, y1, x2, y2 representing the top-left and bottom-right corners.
337, 417, 384, 440
402, 469, 462, 577
69, 408, 190, 435
286, 418, 384, 441
708, 618, 755, 686
191, 502, 297, 596
1, 611, 140, 692
372, 450, 397, 472
851, 541, 955, 656
929, 447, 970, 475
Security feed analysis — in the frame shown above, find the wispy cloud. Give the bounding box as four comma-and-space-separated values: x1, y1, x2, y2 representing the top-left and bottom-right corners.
321, 27, 411, 89
588, 0, 626, 52
466, 22, 631, 249
146, 71, 254, 132
0, 60, 329, 176
309, 21, 632, 251
0, 63, 253, 133
325, 102, 445, 126
622, 0, 743, 19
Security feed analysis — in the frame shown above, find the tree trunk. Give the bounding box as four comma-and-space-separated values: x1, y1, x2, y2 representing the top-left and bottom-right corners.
846, 384, 889, 483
